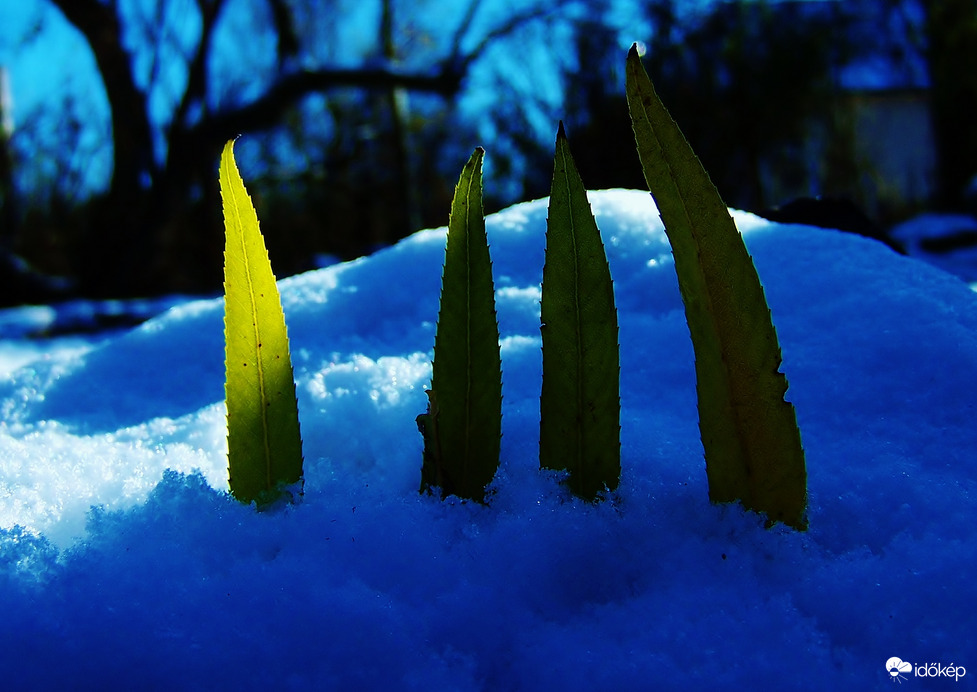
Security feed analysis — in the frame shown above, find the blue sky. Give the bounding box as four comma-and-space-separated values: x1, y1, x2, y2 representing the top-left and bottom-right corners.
0, 0, 924, 202
0, 0, 595, 199
0, 2, 112, 196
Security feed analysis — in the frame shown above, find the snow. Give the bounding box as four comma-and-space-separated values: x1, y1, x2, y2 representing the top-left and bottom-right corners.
1, 189, 975, 689
891, 212, 977, 285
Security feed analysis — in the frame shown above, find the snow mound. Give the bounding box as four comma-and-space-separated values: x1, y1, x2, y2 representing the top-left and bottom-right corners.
1, 190, 975, 689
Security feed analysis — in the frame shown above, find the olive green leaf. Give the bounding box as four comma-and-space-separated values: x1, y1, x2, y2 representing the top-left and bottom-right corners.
418, 147, 502, 502
625, 46, 807, 529
540, 123, 621, 501
220, 139, 303, 507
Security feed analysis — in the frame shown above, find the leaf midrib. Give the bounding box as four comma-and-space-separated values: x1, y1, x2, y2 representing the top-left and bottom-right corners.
558, 142, 586, 479
463, 157, 477, 479
225, 168, 274, 491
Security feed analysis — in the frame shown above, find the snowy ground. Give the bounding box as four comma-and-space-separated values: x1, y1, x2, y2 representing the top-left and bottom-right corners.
891, 212, 977, 285
1, 190, 974, 689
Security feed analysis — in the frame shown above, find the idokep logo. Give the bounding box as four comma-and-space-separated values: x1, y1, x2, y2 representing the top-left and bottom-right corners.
887, 657, 912, 683
886, 657, 967, 683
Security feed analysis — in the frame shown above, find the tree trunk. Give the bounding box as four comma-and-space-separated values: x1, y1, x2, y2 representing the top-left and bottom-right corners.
0, 66, 16, 247
926, 0, 977, 207
46, 0, 485, 296
50, 0, 160, 295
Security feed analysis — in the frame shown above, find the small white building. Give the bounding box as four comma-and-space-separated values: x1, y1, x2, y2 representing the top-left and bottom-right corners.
758, 0, 934, 221
839, 86, 934, 217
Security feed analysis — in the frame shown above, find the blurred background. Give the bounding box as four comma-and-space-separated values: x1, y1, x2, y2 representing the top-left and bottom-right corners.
0, 0, 973, 306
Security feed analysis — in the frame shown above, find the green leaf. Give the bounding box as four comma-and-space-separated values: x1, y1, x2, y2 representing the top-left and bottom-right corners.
418, 147, 502, 502
220, 139, 303, 507
539, 123, 621, 501
625, 46, 807, 529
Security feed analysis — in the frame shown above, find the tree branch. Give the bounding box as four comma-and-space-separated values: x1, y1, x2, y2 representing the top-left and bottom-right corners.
171, 0, 227, 133
190, 65, 464, 147
449, 3, 555, 75
267, 0, 299, 64
447, 0, 482, 62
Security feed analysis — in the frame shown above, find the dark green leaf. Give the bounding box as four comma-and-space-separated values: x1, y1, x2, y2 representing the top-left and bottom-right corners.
419, 148, 502, 502
625, 46, 807, 529
540, 123, 621, 501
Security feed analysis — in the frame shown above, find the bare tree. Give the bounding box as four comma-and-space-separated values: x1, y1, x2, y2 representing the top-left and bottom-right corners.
43, 0, 561, 296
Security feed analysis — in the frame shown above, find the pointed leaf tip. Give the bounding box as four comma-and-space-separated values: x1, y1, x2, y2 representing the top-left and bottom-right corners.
420, 147, 502, 503
624, 53, 806, 529
541, 126, 621, 501
221, 138, 304, 508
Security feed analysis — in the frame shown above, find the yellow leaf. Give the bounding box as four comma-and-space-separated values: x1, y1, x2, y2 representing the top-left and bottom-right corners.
220, 139, 303, 507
